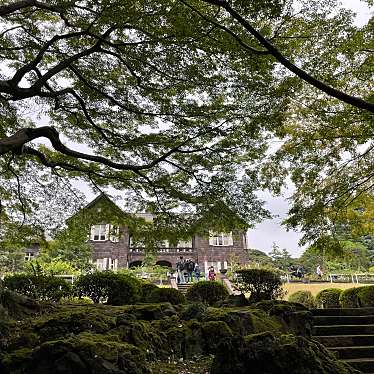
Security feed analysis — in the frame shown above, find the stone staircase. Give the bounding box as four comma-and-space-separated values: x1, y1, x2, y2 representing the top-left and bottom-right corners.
177, 283, 192, 294
312, 307, 374, 373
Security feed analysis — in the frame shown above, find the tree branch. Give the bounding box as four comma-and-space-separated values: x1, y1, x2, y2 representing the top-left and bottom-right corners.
0, 0, 64, 17
201, 0, 374, 113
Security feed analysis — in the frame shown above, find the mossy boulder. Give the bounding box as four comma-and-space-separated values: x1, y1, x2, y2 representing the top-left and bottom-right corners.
202, 307, 282, 337
179, 302, 207, 321
119, 303, 177, 320
2, 334, 150, 374
211, 332, 360, 374
33, 309, 116, 341
201, 321, 233, 353
252, 300, 312, 337
0, 290, 44, 319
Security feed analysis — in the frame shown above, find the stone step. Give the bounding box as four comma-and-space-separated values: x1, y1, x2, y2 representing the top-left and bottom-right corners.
329, 346, 374, 359
314, 324, 374, 336
342, 358, 374, 372
314, 315, 374, 326
312, 308, 374, 317
315, 335, 374, 347
177, 283, 192, 294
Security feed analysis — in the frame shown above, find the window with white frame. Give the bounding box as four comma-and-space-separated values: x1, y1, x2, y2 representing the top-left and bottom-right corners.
209, 232, 233, 246
24, 252, 34, 261
110, 225, 120, 242
109, 258, 118, 270
91, 224, 108, 241
96, 258, 105, 270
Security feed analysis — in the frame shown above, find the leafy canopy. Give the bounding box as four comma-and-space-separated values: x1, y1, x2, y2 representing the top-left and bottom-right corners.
0, 0, 372, 244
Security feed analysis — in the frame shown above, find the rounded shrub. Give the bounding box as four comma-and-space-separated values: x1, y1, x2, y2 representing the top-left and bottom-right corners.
186, 281, 229, 305
73, 271, 141, 305
357, 286, 374, 307
339, 287, 361, 308
235, 269, 284, 303
315, 288, 342, 308
146, 287, 186, 305
288, 290, 315, 309
139, 282, 159, 302
3, 273, 72, 302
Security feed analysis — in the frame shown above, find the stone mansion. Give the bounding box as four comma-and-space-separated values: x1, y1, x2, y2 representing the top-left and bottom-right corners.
26, 194, 250, 274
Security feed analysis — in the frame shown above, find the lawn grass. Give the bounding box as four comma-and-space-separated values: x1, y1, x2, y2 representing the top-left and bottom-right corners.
283, 282, 370, 299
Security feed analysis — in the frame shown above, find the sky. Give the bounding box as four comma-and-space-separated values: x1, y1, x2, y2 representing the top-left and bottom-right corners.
247, 0, 372, 257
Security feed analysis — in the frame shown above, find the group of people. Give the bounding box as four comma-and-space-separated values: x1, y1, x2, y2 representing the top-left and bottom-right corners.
288, 264, 324, 279
176, 256, 217, 284
288, 265, 305, 279
176, 256, 200, 284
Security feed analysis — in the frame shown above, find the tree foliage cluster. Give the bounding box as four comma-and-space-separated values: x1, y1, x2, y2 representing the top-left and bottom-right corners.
0, 0, 372, 249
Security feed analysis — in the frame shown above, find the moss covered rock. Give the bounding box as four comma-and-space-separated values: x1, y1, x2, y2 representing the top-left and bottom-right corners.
2, 334, 150, 374
252, 300, 313, 337
0, 290, 45, 319
0, 299, 350, 374
211, 332, 359, 374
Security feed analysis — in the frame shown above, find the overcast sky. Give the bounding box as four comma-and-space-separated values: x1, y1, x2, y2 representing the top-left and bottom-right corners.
247, 0, 372, 257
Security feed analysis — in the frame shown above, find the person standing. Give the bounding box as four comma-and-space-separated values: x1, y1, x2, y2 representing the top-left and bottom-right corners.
186, 259, 195, 283
176, 256, 185, 284
316, 264, 323, 278
208, 266, 216, 281
194, 263, 201, 282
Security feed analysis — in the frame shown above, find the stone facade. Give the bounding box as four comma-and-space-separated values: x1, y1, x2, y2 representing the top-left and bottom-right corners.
40, 194, 249, 274
90, 228, 248, 275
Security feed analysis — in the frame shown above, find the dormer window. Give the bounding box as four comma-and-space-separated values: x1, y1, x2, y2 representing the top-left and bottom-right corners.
209, 232, 233, 246
91, 224, 108, 241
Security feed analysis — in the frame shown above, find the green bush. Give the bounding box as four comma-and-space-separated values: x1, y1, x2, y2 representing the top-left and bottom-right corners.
288, 291, 315, 309
2, 273, 72, 302
73, 271, 141, 305
315, 288, 342, 308
357, 286, 374, 307
186, 281, 229, 305
139, 282, 159, 301
235, 269, 284, 303
339, 287, 361, 308
146, 287, 186, 305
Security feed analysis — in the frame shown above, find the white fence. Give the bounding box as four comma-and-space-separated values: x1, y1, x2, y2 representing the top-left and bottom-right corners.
282, 273, 374, 284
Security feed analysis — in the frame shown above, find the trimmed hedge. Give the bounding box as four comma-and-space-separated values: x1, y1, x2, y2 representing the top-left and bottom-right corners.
315, 288, 342, 308
339, 287, 361, 308
186, 281, 229, 305
357, 286, 374, 307
146, 287, 186, 305
288, 291, 315, 309
235, 269, 284, 303
2, 273, 72, 302
73, 271, 141, 305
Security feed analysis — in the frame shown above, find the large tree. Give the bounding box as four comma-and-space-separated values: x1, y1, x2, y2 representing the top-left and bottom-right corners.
0, 0, 288, 229
0, 0, 372, 241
